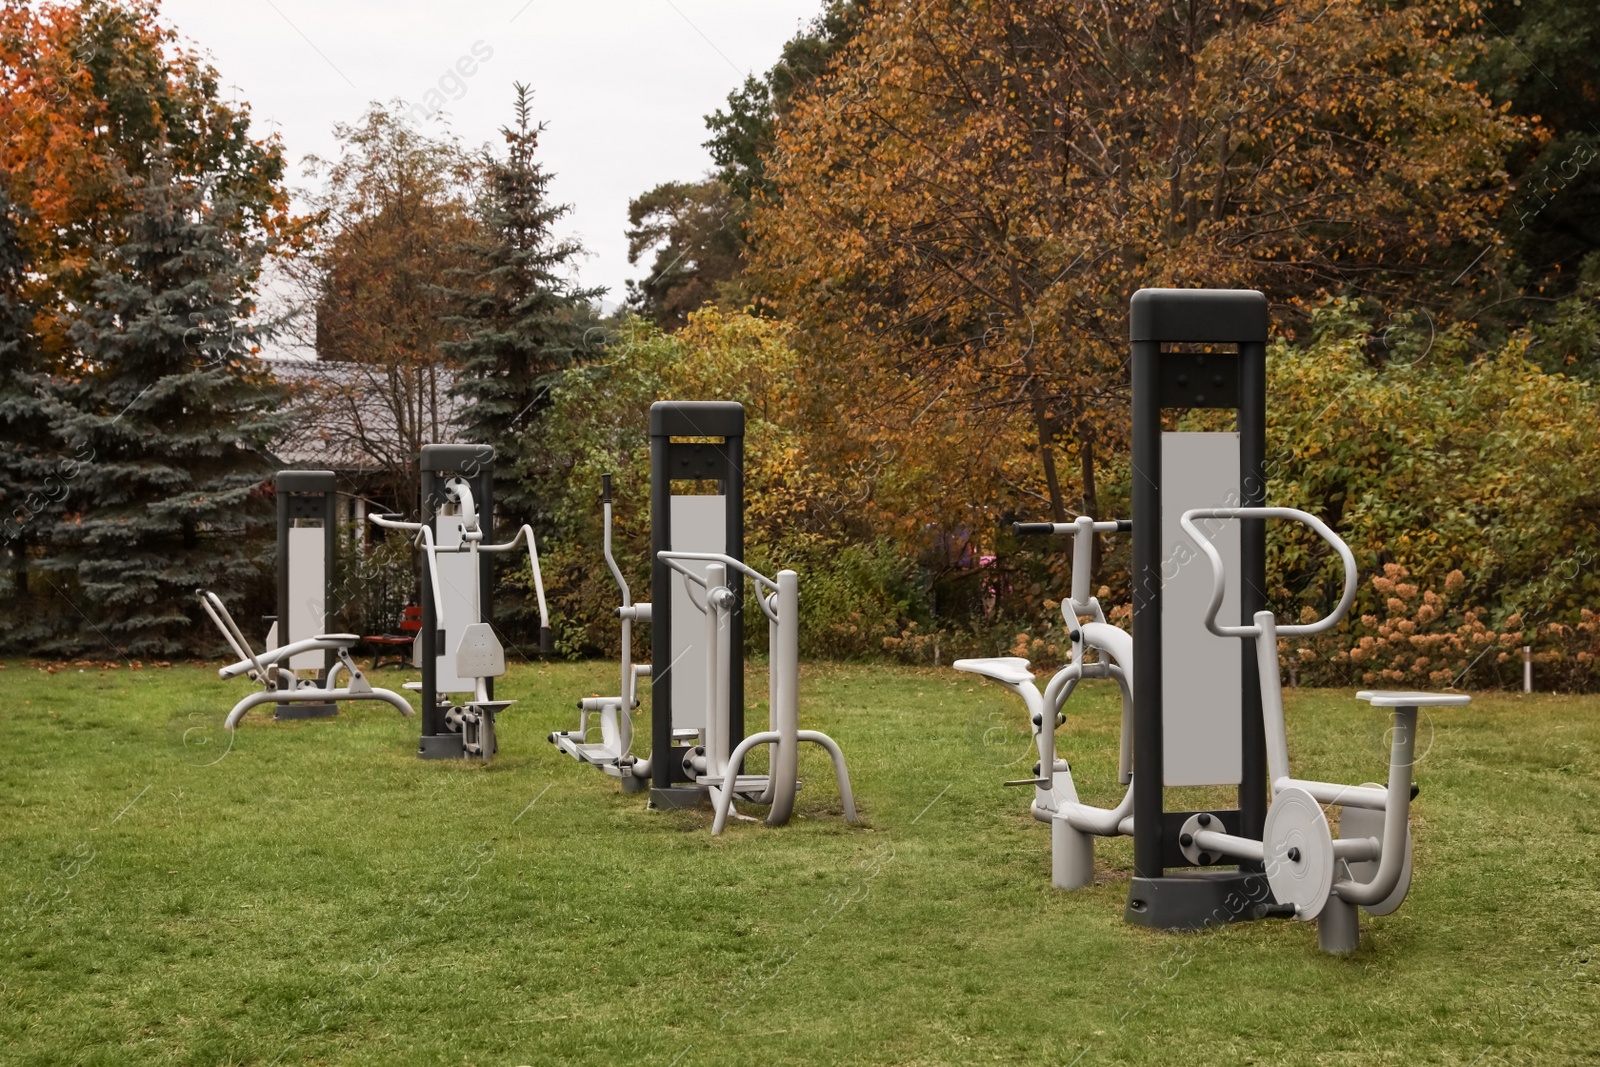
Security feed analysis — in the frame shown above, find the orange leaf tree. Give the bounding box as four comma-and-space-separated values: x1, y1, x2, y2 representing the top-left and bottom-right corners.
0, 0, 292, 361
751, 0, 1528, 546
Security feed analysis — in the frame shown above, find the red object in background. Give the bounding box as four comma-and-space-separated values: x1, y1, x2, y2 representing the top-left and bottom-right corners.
365, 605, 421, 670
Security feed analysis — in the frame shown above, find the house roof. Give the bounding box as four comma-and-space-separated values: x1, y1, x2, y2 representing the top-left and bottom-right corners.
263, 358, 470, 474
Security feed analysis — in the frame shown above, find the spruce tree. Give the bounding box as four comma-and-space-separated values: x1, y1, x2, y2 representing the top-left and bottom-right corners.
41, 162, 287, 657
447, 84, 602, 530
0, 185, 62, 647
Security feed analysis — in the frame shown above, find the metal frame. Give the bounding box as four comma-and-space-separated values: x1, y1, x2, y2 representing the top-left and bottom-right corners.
955, 516, 1137, 889
370, 444, 550, 761
649, 401, 745, 808
547, 473, 654, 789
197, 589, 413, 728
1177, 506, 1468, 952
1127, 287, 1270, 929
658, 552, 857, 833
274, 470, 339, 719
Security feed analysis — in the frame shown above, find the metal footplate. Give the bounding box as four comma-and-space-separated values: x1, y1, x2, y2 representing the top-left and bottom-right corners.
695, 773, 801, 796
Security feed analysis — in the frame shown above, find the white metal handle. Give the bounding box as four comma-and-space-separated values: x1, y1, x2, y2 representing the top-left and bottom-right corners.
658, 551, 783, 623
370, 511, 550, 634
1179, 507, 1357, 638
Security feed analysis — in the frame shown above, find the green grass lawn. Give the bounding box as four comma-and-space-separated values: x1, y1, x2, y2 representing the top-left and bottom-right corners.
1, 658, 1596, 1066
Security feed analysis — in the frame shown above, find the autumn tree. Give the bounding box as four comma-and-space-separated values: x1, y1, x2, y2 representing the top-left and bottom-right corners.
751, 0, 1528, 537
704, 1, 864, 206
0, 0, 292, 654
0, 0, 290, 358
298, 103, 476, 502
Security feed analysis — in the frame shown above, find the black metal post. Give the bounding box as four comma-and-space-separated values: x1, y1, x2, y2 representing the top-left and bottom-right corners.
1131, 339, 1164, 881
650, 427, 673, 795
274, 470, 338, 719
418, 444, 495, 759
1238, 341, 1269, 856
1124, 287, 1271, 929
648, 401, 746, 806
725, 429, 745, 748
419, 462, 440, 743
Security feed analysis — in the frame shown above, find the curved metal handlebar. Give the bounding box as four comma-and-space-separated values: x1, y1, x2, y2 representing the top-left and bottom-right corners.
368, 511, 550, 634
1179, 507, 1358, 638
657, 551, 779, 595
658, 551, 785, 624
478, 524, 550, 632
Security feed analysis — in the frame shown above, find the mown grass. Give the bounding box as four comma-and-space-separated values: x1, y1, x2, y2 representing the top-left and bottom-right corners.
0, 658, 1596, 1065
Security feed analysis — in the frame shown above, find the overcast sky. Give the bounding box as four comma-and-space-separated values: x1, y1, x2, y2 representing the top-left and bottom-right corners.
157, 0, 819, 335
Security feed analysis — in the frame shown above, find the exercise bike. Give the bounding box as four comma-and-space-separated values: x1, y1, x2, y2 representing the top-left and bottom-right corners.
1178, 507, 1467, 951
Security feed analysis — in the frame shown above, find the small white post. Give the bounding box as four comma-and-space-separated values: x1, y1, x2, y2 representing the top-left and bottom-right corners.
1523, 646, 1533, 694
1052, 817, 1094, 889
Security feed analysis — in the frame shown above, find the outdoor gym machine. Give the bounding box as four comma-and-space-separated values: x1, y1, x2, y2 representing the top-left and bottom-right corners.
1179, 505, 1468, 952
547, 472, 652, 789
551, 401, 746, 801
549, 401, 857, 831
198, 469, 414, 728
658, 551, 857, 833
956, 289, 1466, 952
955, 515, 1137, 890
959, 289, 1270, 916
370, 444, 550, 762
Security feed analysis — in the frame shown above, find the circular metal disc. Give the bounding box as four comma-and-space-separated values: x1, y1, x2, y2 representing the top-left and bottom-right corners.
1178, 812, 1229, 866
1264, 786, 1334, 920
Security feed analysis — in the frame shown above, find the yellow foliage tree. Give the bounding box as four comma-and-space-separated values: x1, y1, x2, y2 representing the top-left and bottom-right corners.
752, 0, 1530, 541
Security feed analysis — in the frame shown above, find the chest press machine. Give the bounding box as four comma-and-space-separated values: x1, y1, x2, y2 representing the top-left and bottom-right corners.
956, 289, 1466, 953
371, 444, 551, 762
549, 402, 857, 831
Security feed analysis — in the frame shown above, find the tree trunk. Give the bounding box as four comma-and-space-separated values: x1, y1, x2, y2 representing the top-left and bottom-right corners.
10, 541, 26, 604
1021, 342, 1067, 523
1008, 275, 1067, 523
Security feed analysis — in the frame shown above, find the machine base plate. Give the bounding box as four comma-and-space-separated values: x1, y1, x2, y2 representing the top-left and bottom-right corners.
649, 786, 710, 810
275, 702, 338, 720
1124, 871, 1278, 931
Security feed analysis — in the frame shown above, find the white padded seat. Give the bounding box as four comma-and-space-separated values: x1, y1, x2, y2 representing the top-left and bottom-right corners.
952, 657, 1035, 687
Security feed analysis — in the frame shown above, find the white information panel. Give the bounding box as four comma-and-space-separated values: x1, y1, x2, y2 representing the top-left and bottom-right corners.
669, 494, 727, 730
286, 525, 326, 672
1161, 431, 1243, 786
433, 511, 478, 694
